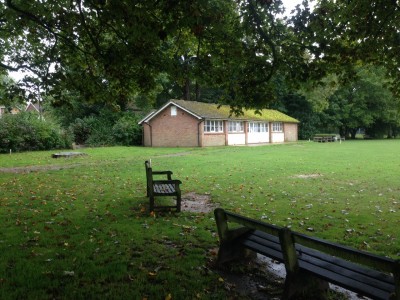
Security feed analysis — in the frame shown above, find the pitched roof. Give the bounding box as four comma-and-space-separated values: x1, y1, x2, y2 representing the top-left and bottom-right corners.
139, 100, 300, 124
25, 102, 42, 112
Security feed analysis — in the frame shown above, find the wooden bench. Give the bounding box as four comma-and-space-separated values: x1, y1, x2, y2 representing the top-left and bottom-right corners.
313, 134, 345, 143
214, 208, 400, 300
145, 160, 182, 212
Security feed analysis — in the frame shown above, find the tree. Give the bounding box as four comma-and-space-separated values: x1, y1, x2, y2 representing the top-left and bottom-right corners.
2, 0, 399, 112
289, 0, 400, 95
1, 0, 310, 111
0, 1, 239, 107
320, 66, 398, 138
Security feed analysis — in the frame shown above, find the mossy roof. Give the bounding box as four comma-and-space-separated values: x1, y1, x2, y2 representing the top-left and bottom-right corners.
171, 100, 299, 123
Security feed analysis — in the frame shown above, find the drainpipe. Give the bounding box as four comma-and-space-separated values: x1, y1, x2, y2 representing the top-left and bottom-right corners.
144, 122, 152, 147
197, 119, 204, 147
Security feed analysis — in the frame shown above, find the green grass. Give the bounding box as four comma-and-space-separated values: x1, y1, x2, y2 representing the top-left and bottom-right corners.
1, 141, 400, 299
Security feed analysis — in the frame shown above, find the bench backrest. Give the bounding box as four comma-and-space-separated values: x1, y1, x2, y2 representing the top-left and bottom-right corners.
145, 160, 153, 193
215, 208, 400, 275
215, 208, 281, 242
291, 231, 397, 273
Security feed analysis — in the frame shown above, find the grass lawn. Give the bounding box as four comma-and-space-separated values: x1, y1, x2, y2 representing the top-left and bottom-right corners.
1, 140, 399, 299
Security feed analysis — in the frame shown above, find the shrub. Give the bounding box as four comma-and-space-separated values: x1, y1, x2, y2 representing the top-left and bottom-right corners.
83, 115, 115, 146
69, 118, 92, 145
0, 112, 72, 153
112, 113, 142, 146
68, 112, 142, 146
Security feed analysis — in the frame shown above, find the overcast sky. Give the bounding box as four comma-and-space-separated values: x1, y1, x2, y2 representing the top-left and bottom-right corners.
281, 0, 314, 16
282, 0, 300, 14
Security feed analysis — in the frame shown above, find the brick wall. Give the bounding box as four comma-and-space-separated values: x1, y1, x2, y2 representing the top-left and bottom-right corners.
284, 123, 298, 142
146, 105, 200, 147
203, 133, 226, 146
142, 124, 151, 146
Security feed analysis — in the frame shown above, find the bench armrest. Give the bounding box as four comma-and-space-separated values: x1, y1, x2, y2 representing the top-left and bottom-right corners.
152, 170, 173, 175
152, 170, 173, 180
153, 179, 182, 185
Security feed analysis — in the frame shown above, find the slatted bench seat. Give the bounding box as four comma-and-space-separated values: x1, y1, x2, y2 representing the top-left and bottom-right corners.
145, 160, 182, 212
214, 208, 400, 300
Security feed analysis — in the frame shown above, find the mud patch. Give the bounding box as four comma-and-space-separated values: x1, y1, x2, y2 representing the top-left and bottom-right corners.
292, 173, 323, 179
0, 164, 83, 174
216, 255, 364, 300
212, 254, 284, 300
181, 192, 217, 213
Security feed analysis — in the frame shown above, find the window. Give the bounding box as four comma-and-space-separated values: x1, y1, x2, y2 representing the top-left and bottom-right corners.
272, 122, 283, 132
204, 120, 224, 133
248, 122, 268, 133
228, 121, 244, 133
170, 105, 177, 116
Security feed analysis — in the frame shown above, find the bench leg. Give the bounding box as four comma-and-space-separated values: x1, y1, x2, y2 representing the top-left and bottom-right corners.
214, 208, 256, 264
283, 271, 329, 300
217, 227, 255, 264
218, 238, 256, 264
279, 228, 329, 300
149, 195, 155, 212
176, 193, 181, 212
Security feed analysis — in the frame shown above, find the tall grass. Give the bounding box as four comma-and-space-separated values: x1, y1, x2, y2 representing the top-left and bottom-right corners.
1, 140, 399, 299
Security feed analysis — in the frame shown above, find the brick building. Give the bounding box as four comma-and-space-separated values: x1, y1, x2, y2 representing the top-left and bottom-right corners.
138, 100, 299, 147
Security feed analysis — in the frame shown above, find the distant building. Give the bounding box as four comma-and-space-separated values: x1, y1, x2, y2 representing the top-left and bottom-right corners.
139, 99, 299, 147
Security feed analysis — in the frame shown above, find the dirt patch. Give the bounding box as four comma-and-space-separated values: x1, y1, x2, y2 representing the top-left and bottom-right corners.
292, 173, 323, 179
0, 164, 83, 174
214, 255, 364, 300
180, 192, 217, 213
211, 254, 284, 299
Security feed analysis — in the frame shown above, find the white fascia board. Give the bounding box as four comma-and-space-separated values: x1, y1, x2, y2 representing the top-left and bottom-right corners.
138, 110, 156, 125
171, 101, 202, 120
138, 100, 202, 125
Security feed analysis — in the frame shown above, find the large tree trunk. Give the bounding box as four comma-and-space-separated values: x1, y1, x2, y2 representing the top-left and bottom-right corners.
183, 78, 190, 100
350, 128, 357, 139
195, 81, 200, 101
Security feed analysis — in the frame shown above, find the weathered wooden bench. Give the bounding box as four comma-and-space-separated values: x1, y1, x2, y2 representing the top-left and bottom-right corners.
145, 160, 182, 212
214, 208, 400, 300
313, 134, 345, 143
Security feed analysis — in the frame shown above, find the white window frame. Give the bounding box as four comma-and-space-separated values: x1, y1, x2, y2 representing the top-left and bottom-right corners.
228, 121, 244, 133
204, 120, 224, 133
170, 105, 177, 116
248, 122, 268, 133
272, 122, 283, 132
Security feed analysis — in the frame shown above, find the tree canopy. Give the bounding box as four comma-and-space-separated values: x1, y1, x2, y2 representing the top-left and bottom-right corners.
1, 0, 399, 112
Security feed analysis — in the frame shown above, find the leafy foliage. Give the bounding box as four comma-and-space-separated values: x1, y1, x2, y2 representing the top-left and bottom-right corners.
289, 0, 400, 94
0, 112, 72, 153
112, 113, 142, 146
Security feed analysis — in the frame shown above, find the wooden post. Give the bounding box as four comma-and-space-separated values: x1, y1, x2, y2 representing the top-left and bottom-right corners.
280, 228, 329, 300
279, 228, 299, 275
214, 208, 229, 242
214, 208, 254, 264
393, 261, 400, 300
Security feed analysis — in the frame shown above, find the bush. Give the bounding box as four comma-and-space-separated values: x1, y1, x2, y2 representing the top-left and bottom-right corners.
68, 112, 142, 146
0, 112, 72, 153
112, 113, 142, 146
69, 118, 92, 145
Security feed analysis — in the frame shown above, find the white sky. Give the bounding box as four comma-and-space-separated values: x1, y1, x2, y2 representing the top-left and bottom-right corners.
281, 0, 314, 16
282, 0, 301, 13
